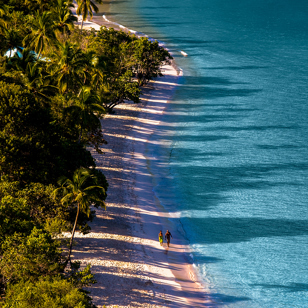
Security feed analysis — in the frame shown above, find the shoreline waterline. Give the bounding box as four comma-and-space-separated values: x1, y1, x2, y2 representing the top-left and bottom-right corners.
72, 4, 214, 307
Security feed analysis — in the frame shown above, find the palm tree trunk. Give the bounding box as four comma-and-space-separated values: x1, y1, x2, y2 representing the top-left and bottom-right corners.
67, 203, 80, 264
37, 45, 43, 60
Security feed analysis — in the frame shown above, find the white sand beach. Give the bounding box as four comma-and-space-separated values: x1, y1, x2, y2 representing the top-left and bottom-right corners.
70, 5, 214, 307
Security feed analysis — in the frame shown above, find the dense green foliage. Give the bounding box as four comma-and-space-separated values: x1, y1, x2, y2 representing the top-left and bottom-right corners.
0, 228, 63, 284
0, 0, 172, 305
132, 37, 173, 86
0, 81, 95, 184
4, 275, 96, 308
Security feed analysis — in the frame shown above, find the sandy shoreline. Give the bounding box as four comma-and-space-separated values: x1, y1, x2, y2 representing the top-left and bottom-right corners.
71, 6, 213, 307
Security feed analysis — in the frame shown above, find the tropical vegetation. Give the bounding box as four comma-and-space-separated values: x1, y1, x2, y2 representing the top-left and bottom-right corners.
0, 0, 172, 306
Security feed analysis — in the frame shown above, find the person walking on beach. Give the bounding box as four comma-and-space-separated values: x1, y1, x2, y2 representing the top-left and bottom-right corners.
165, 230, 173, 247
158, 230, 163, 246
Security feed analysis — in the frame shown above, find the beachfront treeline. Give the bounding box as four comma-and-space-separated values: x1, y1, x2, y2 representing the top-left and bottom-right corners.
0, 0, 172, 306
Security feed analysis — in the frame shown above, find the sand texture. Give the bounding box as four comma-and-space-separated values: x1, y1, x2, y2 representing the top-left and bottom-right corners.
70, 65, 212, 307
70, 7, 213, 307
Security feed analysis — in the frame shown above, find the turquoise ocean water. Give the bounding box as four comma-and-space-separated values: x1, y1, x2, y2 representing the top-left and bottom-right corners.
108, 0, 308, 307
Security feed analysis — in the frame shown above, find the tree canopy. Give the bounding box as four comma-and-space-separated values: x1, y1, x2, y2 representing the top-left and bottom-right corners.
0, 0, 173, 305
0, 81, 95, 184
4, 275, 97, 308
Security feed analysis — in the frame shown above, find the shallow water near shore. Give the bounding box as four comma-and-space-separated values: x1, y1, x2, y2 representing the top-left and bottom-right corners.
109, 0, 308, 307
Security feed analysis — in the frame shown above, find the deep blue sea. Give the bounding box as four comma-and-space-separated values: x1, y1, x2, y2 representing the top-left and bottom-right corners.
109, 0, 308, 307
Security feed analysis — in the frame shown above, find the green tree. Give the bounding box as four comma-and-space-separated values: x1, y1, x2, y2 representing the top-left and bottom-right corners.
6, 47, 37, 71
91, 27, 134, 77
65, 87, 105, 143
0, 27, 22, 57
52, 0, 77, 36
1, 0, 30, 14
48, 41, 87, 94
52, 167, 107, 264
67, 263, 96, 290
88, 27, 141, 112
0, 6, 29, 36
132, 37, 173, 86
0, 81, 95, 184
98, 70, 140, 112
82, 49, 102, 86
0, 228, 63, 285
0, 194, 33, 247
23, 11, 56, 59
5, 49, 58, 100
76, 0, 102, 31
3, 275, 97, 308
0, 180, 71, 241
24, 0, 58, 14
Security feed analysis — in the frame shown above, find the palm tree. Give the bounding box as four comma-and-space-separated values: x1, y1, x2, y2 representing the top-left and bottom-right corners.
82, 49, 102, 86
8, 48, 37, 71
0, 27, 22, 57
66, 87, 105, 142
52, 0, 77, 36
76, 0, 102, 31
23, 11, 56, 59
6, 48, 58, 99
52, 167, 106, 264
87, 55, 107, 90
48, 41, 87, 94
23, 62, 58, 100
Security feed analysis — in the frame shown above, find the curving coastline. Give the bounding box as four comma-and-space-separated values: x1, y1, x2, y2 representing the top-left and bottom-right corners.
71, 5, 213, 307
